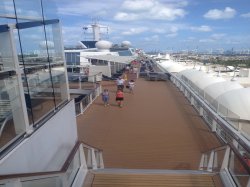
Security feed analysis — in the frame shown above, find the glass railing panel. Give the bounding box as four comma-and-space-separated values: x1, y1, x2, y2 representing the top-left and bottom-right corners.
39, 0, 58, 20
65, 149, 81, 186
0, 1, 16, 25
16, 25, 57, 125
0, 31, 16, 71
21, 176, 62, 187
0, 73, 26, 151
81, 96, 90, 110
228, 151, 250, 187
13, 0, 43, 22
22, 67, 55, 125
44, 23, 64, 64
212, 149, 226, 172
75, 102, 81, 115
50, 63, 68, 108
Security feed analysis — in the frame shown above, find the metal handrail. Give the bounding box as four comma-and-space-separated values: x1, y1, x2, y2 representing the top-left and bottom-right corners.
171, 72, 250, 153
81, 140, 103, 152
0, 141, 80, 180
0, 140, 103, 180
0, 112, 13, 137
201, 145, 228, 154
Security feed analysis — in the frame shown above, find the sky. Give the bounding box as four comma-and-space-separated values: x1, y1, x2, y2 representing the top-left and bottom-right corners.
1, 0, 250, 52
51, 0, 250, 52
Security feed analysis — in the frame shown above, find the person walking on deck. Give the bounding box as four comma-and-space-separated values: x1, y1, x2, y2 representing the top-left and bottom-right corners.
116, 89, 124, 107
101, 89, 110, 106
128, 80, 135, 94
116, 76, 125, 91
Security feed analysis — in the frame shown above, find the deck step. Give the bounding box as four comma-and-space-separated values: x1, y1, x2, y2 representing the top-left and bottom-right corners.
91, 172, 222, 187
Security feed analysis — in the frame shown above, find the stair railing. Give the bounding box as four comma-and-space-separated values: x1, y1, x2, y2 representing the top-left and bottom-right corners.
0, 141, 104, 187
199, 144, 250, 187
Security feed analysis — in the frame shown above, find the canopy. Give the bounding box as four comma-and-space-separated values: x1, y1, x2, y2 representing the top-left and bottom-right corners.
216, 88, 250, 120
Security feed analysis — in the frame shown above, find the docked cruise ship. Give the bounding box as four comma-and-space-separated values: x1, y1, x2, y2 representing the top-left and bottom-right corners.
0, 1, 250, 187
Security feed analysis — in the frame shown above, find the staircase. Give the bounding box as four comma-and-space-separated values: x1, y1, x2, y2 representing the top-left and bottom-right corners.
86, 169, 222, 187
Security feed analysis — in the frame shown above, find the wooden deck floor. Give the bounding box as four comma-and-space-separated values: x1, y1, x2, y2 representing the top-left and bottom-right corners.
77, 78, 222, 170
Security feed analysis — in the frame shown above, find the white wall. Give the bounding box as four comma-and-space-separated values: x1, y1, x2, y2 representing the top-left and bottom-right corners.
0, 100, 78, 174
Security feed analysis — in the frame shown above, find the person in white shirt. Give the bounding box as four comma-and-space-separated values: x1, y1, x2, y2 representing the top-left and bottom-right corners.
128, 80, 135, 94
116, 77, 125, 91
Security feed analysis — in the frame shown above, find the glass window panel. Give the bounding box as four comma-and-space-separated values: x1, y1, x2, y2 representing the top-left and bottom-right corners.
51, 64, 68, 107
45, 23, 68, 107
40, 0, 58, 20
17, 26, 56, 125
0, 1, 16, 25
13, 0, 43, 22
0, 31, 16, 71
0, 74, 26, 151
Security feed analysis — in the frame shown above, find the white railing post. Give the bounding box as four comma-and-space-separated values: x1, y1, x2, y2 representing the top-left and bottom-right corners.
207, 151, 215, 172
220, 146, 230, 171
191, 97, 194, 106
89, 93, 93, 104
87, 149, 92, 168
199, 106, 203, 116
80, 144, 87, 169
212, 119, 217, 132
91, 148, 98, 169
80, 102, 83, 114
99, 152, 104, 169
199, 154, 205, 170
214, 151, 218, 169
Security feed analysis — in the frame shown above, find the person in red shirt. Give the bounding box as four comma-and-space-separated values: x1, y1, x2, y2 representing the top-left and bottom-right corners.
116, 89, 124, 107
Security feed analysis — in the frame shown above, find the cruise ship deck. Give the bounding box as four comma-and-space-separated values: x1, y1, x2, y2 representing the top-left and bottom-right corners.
77, 76, 222, 170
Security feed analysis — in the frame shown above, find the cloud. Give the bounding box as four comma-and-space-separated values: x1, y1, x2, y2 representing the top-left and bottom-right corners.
166, 33, 177, 38
61, 25, 84, 45
114, 0, 187, 21
121, 27, 148, 35
199, 39, 215, 43
144, 35, 159, 41
211, 33, 226, 40
241, 12, 250, 18
191, 25, 212, 32
114, 12, 139, 21
122, 0, 155, 11
204, 7, 236, 20
56, 1, 119, 16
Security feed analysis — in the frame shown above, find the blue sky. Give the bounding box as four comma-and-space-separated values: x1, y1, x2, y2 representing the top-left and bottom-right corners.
51, 0, 250, 52
2, 0, 249, 52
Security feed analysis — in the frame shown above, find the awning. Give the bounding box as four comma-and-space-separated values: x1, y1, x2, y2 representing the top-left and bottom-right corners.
86, 55, 136, 64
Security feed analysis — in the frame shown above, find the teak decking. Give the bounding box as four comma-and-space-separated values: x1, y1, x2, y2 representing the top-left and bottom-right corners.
77, 77, 222, 170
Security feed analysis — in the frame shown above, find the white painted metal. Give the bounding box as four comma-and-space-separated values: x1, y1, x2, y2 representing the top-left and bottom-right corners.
199, 154, 205, 170
99, 152, 104, 169
207, 151, 214, 172
220, 146, 230, 171
0, 101, 78, 174
91, 148, 98, 169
